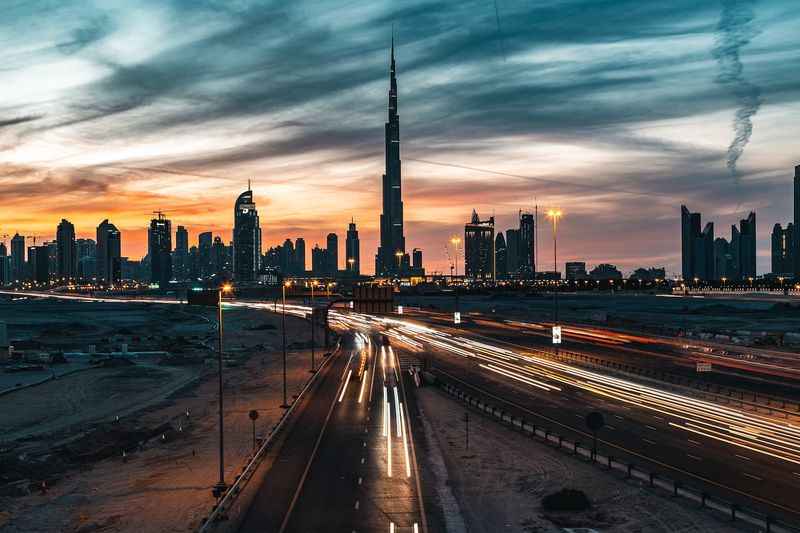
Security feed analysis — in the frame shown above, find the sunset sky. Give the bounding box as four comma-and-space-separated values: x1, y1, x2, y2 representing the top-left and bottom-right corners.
1, 0, 799, 276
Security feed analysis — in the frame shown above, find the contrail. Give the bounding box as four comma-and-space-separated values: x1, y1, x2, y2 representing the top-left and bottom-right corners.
712, 0, 762, 178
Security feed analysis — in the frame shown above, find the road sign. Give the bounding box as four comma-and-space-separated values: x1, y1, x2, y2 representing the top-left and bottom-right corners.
696, 362, 712, 372
552, 325, 562, 344
397, 305, 403, 315
454, 311, 461, 325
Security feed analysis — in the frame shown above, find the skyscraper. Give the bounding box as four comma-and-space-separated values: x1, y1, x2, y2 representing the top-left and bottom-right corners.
737, 211, 756, 278
174, 225, 188, 281
326, 233, 339, 276
233, 185, 261, 282
506, 229, 520, 276
346, 220, 360, 275
76, 238, 96, 281
464, 210, 495, 281
794, 165, 799, 277
294, 238, 306, 275
56, 219, 77, 283
495, 233, 507, 279
10, 234, 25, 282
198, 231, 213, 278
519, 211, 535, 278
376, 39, 407, 277
681, 206, 714, 281
0, 243, 9, 286
97, 219, 121, 285
772, 223, 794, 276
148, 212, 172, 287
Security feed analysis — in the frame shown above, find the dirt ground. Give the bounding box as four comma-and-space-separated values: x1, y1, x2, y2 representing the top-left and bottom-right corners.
0, 300, 325, 533
415, 386, 750, 533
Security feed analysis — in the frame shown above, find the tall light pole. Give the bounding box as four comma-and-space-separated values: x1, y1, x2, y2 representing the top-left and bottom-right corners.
310, 280, 317, 373
348, 257, 355, 274
281, 280, 291, 408
450, 236, 462, 324
395, 250, 404, 279
546, 209, 563, 353
214, 283, 233, 498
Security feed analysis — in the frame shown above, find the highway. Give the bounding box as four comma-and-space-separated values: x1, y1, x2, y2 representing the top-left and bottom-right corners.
8, 290, 800, 527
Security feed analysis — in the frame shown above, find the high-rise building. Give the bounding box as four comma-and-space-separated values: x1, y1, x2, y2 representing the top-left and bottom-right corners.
412, 248, 423, 273
326, 233, 339, 276
681, 206, 714, 281
10, 234, 25, 282
376, 39, 407, 277
506, 229, 520, 276
794, 165, 800, 277
56, 219, 77, 283
280, 239, 295, 275
31, 245, 50, 285
0, 243, 10, 286
346, 220, 360, 275
713, 238, 736, 280
495, 233, 507, 279
772, 223, 794, 276
76, 238, 96, 281
464, 210, 495, 281
311, 244, 327, 277
565, 261, 587, 280
148, 212, 172, 287
212, 236, 228, 276
737, 211, 756, 279
233, 185, 261, 282
198, 232, 213, 278
174, 225, 189, 281
294, 238, 306, 275
519, 211, 535, 278
97, 219, 121, 285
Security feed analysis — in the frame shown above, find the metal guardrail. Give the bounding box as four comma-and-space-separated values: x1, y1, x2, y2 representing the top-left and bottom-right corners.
197, 341, 341, 532
432, 372, 800, 533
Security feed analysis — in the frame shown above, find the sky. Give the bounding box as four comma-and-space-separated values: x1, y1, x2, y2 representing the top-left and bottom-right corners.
1, 0, 799, 276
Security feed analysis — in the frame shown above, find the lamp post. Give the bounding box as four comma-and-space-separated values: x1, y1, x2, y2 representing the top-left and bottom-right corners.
281, 280, 291, 408
310, 280, 317, 373
450, 236, 462, 324
395, 250, 404, 279
546, 209, 563, 354
214, 283, 233, 498
348, 257, 355, 274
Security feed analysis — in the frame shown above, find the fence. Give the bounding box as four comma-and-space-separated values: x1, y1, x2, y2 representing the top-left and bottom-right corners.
431, 371, 800, 533
197, 342, 341, 532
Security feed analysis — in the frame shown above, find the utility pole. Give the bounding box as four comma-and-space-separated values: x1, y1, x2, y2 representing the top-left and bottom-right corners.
213, 284, 232, 498
281, 281, 289, 407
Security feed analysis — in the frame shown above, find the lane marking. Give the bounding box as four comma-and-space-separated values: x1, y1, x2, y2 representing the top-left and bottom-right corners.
358, 477, 362, 485
645, 425, 657, 431
735, 454, 752, 462
354, 500, 360, 510
643, 438, 656, 445
358, 370, 369, 403
687, 454, 702, 461
338, 369, 353, 402
743, 472, 762, 481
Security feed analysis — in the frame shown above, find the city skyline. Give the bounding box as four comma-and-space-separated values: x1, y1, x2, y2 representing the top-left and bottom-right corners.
2, 1, 800, 275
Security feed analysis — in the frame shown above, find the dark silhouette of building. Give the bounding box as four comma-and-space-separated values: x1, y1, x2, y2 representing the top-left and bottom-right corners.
464, 210, 495, 281
412, 248, 423, 274
148, 212, 172, 287
97, 220, 121, 285
376, 39, 408, 277
76, 238, 96, 281
30, 245, 50, 285
681, 206, 714, 281
506, 229, 520, 276
174, 225, 189, 281
311, 244, 327, 277
346, 220, 360, 275
280, 239, 295, 274
0, 243, 9, 285
10, 234, 25, 282
772, 223, 794, 276
519, 211, 535, 278
736, 211, 756, 279
565, 261, 587, 280
294, 238, 306, 275
714, 238, 737, 280
212, 236, 230, 277
233, 184, 261, 282
326, 233, 338, 276
495, 233, 507, 278
198, 231, 213, 278
589, 263, 623, 280
56, 219, 77, 283
795, 165, 800, 277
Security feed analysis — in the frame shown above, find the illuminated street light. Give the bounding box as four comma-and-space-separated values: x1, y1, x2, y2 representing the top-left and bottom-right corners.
546, 208, 563, 353
281, 280, 291, 408
214, 282, 233, 498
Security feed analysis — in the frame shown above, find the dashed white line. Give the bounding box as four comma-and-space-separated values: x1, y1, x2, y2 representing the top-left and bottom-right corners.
354, 500, 360, 510
643, 438, 656, 445
743, 472, 762, 481
687, 454, 702, 461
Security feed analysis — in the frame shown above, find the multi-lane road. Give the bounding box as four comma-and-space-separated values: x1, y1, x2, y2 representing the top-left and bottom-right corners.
6, 290, 800, 528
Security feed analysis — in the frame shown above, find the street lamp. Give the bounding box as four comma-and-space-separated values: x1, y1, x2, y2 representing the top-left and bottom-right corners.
310, 280, 318, 373
450, 236, 462, 324
348, 257, 355, 273
546, 209, 563, 353
395, 250, 404, 278
214, 282, 233, 498
281, 280, 291, 408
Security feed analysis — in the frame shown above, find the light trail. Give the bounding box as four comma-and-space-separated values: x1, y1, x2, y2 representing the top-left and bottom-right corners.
393, 386, 403, 437
400, 402, 412, 478
358, 370, 369, 403
338, 369, 353, 403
